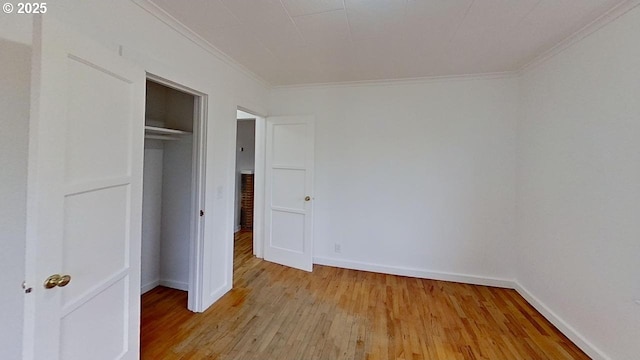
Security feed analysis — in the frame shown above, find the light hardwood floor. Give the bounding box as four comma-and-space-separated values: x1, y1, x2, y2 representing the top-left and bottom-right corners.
141, 231, 589, 359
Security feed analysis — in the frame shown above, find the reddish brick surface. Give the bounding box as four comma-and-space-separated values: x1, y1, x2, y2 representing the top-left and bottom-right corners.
241, 174, 254, 230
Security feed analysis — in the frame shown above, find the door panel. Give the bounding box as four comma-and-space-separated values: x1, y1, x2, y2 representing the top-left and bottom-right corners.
272, 123, 307, 167
264, 116, 314, 272
61, 186, 129, 305
271, 211, 306, 253
60, 278, 128, 360
25, 16, 144, 360
272, 169, 306, 210
64, 56, 133, 183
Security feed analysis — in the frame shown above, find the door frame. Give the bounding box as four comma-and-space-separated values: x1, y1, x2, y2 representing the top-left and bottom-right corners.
235, 106, 266, 259
145, 73, 208, 312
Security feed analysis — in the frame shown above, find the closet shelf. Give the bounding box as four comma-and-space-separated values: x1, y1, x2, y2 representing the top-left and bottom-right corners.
145, 125, 192, 136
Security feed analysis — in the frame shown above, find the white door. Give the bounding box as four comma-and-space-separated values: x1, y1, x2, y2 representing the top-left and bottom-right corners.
23, 16, 144, 360
264, 116, 315, 272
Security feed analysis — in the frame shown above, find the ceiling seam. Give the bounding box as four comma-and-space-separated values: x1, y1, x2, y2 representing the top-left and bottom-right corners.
217, 0, 243, 28
200, 0, 279, 75
512, 0, 542, 30
341, 0, 354, 44
449, 0, 475, 43
290, 7, 347, 19
278, 0, 307, 48
271, 71, 519, 90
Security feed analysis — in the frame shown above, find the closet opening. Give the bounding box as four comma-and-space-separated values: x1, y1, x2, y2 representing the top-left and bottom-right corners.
140, 75, 207, 317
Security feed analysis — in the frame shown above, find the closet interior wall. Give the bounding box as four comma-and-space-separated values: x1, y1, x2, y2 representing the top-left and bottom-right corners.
142, 80, 195, 294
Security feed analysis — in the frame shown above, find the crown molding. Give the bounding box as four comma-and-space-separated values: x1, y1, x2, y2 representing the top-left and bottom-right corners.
271, 71, 519, 91
131, 0, 639, 90
520, 0, 640, 73
274, 0, 639, 90
130, 0, 271, 88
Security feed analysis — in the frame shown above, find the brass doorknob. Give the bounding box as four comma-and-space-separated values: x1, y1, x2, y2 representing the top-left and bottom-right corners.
304, 196, 311, 201
44, 274, 72, 289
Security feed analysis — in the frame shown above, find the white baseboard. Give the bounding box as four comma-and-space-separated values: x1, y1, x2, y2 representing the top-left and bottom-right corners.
141, 279, 160, 294
159, 279, 189, 291
234, 225, 241, 233
313, 256, 515, 289
514, 283, 609, 360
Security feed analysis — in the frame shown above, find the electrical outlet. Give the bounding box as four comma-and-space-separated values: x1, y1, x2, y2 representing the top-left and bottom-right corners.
334, 243, 341, 253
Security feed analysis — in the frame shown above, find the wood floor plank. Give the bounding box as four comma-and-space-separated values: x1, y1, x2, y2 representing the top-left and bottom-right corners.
141, 231, 590, 359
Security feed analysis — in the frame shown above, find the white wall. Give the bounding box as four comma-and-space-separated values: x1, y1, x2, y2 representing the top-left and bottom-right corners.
517, 5, 640, 360
270, 77, 519, 284
141, 137, 193, 293
141, 141, 163, 293
160, 137, 193, 290
234, 120, 256, 229
0, 15, 32, 360
47, 0, 269, 308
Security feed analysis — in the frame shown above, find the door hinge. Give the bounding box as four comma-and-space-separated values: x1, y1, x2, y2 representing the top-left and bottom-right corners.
200, 210, 204, 217
22, 281, 33, 294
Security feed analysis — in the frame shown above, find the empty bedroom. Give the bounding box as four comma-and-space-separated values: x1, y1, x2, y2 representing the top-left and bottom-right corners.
1, 1, 639, 360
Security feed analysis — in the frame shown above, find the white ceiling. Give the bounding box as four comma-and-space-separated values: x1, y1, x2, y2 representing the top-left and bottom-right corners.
149, 0, 625, 86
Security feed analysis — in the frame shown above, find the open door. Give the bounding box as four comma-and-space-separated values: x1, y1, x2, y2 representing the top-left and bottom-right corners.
24, 16, 144, 359
264, 116, 315, 272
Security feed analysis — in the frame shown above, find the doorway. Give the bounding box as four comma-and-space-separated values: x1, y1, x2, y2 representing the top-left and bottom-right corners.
140, 75, 206, 313
231, 111, 315, 272
234, 108, 267, 262
234, 109, 257, 261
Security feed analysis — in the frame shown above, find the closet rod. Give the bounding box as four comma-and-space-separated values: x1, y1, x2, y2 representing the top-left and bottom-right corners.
145, 125, 191, 135
145, 134, 181, 141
